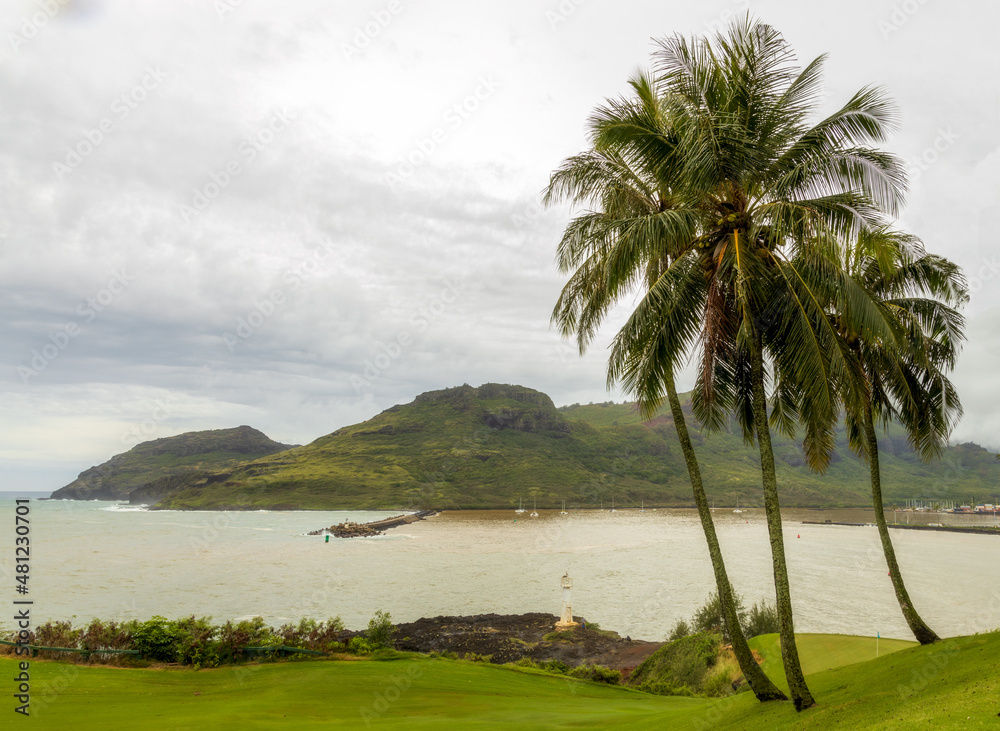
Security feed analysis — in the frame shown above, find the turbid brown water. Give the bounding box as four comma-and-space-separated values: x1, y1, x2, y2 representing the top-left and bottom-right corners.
15, 500, 1000, 641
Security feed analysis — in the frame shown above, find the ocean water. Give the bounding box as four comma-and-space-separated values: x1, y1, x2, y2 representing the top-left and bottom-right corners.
2, 499, 998, 641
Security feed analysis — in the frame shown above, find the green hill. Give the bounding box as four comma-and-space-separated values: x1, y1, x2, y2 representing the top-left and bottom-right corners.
50, 426, 297, 501
141, 383, 999, 511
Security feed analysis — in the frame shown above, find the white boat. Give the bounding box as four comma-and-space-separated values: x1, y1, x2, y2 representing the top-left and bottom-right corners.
559, 500, 568, 515
640, 500, 645, 513
515, 497, 525, 514
530, 498, 538, 518
733, 497, 743, 514
610, 499, 616, 513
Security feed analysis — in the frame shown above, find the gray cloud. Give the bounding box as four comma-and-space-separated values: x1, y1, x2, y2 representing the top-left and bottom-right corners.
2, 0, 997, 491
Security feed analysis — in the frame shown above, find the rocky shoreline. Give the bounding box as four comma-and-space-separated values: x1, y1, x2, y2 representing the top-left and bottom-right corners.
388, 613, 662, 677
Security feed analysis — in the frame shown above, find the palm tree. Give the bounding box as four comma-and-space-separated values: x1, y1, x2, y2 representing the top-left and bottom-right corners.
835, 229, 966, 644
585, 17, 910, 710
546, 75, 787, 703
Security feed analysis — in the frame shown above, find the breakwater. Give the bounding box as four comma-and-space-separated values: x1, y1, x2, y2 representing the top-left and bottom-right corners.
309, 510, 438, 538
802, 520, 1000, 536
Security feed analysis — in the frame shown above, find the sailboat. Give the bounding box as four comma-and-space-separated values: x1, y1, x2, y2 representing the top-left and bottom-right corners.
610, 499, 616, 513
559, 500, 568, 515
530, 498, 539, 518
640, 500, 645, 513
515, 497, 525, 514
733, 497, 743, 514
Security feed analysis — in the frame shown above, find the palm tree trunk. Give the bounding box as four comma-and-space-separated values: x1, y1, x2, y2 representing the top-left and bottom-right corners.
749, 344, 816, 711
863, 404, 940, 645
664, 373, 787, 702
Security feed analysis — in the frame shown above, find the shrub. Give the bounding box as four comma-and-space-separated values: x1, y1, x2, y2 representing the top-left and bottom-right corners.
217, 617, 280, 662
366, 610, 396, 650
629, 632, 722, 695
174, 616, 219, 668
132, 616, 185, 662
691, 592, 746, 643
539, 659, 570, 674
463, 652, 492, 663
743, 601, 780, 639
347, 636, 373, 655
278, 617, 345, 652
33, 620, 79, 650
568, 664, 621, 685
668, 619, 691, 642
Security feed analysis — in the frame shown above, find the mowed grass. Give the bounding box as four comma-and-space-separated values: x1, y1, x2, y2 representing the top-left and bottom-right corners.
751, 632, 918, 685
10, 654, 704, 730
8, 631, 999, 729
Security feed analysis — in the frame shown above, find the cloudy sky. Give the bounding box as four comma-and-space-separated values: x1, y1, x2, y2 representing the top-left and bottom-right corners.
2, 0, 998, 492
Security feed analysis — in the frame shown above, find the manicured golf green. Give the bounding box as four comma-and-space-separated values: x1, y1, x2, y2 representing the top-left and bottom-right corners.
750, 632, 918, 685
6, 632, 998, 729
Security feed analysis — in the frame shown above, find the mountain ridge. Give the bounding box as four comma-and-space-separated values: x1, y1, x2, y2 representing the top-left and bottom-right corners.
63, 382, 995, 511
50, 425, 298, 501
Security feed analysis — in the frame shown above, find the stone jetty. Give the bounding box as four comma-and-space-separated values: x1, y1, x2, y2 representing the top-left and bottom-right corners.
309, 510, 438, 538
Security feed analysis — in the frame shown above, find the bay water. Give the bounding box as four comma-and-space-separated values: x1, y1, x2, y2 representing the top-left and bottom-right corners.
3, 498, 999, 642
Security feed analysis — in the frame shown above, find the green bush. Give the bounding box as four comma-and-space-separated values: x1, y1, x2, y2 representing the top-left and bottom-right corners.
668, 619, 691, 642
629, 632, 722, 696
743, 601, 780, 639
539, 659, 570, 674
568, 663, 621, 685
132, 616, 185, 662
278, 617, 345, 652
217, 617, 280, 661
347, 636, 373, 655
174, 616, 219, 668
365, 610, 396, 650
691, 592, 746, 643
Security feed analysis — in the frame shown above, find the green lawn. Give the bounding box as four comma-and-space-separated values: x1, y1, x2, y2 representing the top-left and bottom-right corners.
751, 632, 917, 686
7, 632, 999, 729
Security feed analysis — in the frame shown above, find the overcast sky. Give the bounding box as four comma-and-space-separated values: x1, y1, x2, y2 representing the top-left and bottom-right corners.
2, 0, 998, 492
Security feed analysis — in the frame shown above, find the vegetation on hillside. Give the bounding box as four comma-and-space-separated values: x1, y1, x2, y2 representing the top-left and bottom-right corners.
52, 384, 997, 510
51, 426, 297, 501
